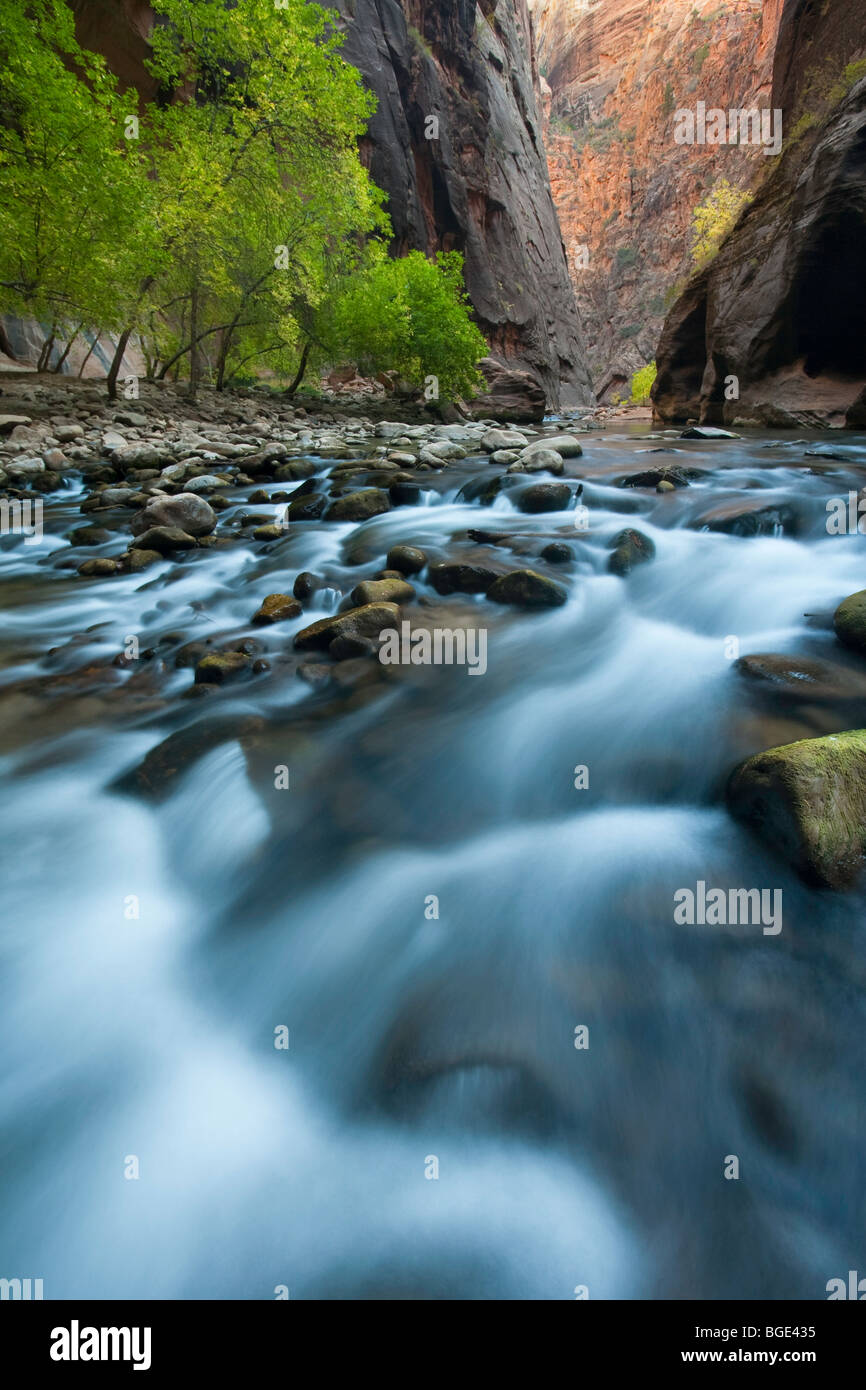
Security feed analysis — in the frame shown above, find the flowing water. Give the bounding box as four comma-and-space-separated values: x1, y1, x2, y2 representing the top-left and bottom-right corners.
2, 420, 866, 1300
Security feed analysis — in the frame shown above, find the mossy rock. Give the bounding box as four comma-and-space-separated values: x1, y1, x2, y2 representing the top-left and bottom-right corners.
726, 729, 866, 888
833, 590, 866, 653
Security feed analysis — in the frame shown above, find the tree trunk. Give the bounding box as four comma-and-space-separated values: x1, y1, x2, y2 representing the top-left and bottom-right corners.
37, 331, 56, 373
215, 326, 232, 392
285, 340, 310, 397
78, 330, 101, 378
106, 328, 133, 399
53, 321, 83, 373
188, 276, 200, 401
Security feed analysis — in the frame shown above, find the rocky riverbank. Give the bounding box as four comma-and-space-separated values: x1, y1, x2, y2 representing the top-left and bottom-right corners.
3, 375, 866, 892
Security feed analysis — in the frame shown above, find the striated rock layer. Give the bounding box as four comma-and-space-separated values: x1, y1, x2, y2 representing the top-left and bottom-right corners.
652, 0, 866, 427
533, 0, 780, 399
331, 1, 593, 408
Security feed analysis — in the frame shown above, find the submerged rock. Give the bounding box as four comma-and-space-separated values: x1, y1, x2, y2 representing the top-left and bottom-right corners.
325, 488, 390, 521
515, 482, 572, 513
607, 527, 655, 576
386, 544, 427, 575
252, 594, 303, 625
194, 651, 251, 684
429, 562, 498, 595
486, 569, 568, 608
131, 525, 196, 554
726, 729, 866, 888
350, 577, 415, 606
294, 602, 401, 651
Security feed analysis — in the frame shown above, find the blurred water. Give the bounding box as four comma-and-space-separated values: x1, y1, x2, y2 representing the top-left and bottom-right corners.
1, 422, 865, 1299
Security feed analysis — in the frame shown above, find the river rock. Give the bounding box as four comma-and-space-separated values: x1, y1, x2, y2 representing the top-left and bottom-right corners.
523, 433, 584, 458
68, 525, 111, 545
252, 593, 302, 624
131, 525, 196, 554
540, 542, 573, 564
293, 571, 323, 601
696, 499, 799, 537
288, 493, 326, 521
516, 482, 572, 513
0, 415, 32, 434
727, 730, 866, 888
351, 577, 415, 606
386, 544, 427, 575
833, 590, 866, 653
131, 492, 217, 537
325, 488, 391, 522
481, 428, 529, 452
428, 562, 498, 595
607, 527, 656, 576
487, 569, 568, 607
735, 652, 866, 700
514, 448, 564, 475
194, 651, 251, 684
78, 557, 120, 577
124, 548, 162, 572
680, 426, 740, 439
294, 601, 401, 651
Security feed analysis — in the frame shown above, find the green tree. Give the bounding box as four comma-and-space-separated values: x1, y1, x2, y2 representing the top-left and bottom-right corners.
630, 361, 656, 403
690, 180, 754, 269
323, 248, 486, 402
0, 0, 149, 367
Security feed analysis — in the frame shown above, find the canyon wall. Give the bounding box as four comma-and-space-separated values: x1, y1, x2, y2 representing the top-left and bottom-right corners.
331, 1, 593, 407
534, 0, 779, 399
652, 0, 866, 426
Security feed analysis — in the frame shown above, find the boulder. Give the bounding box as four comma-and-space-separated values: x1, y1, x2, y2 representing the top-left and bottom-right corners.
515, 482, 572, 513
131, 492, 217, 538
386, 544, 427, 574
252, 594, 303, 625
131, 526, 196, 554
607, 527, 656, 576
428, 563, 498, 595
325, 488, 391, 522
294, 601, 401, 651
350, 577, 415, 606
727, 730, 866, 888
833, 590, 866, 653
487, 569, 568, 607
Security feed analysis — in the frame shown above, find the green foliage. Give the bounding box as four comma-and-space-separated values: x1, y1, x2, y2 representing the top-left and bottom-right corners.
325, 249, 485, 401
0, 0, 148, 332
690, 179, 754, 269
616, 246, 637, 268
662, 82, 676, 116
630, 361, 656, 403
692, 43, 710, 74
619, 323, 642, 339
843, 58, 866, 88
648, 293, 666, 315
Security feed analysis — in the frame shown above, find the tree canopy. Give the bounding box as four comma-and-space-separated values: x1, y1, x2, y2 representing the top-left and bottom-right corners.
0, 0, 485, 400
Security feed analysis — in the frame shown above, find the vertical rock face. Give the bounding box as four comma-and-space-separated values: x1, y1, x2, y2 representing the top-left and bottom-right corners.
534, 0, 779, 399
330, 1, 593, 407
652, 0, 866, 427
